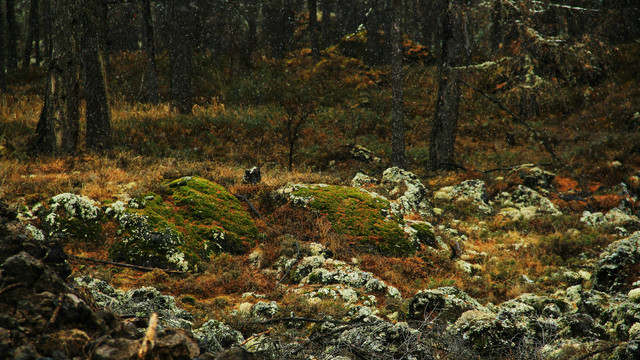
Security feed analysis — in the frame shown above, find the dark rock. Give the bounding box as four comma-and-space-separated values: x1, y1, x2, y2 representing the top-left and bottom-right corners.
558, 313, 607, 340
408, 287, 484, 323
593, 231, 640, 294
242, 167, 261, 185
214, 347, 255, 360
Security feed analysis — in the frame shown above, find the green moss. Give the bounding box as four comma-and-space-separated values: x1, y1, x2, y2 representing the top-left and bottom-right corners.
410, 223, 436, 247
292, 185, 414, 256
111, 176, 258, 270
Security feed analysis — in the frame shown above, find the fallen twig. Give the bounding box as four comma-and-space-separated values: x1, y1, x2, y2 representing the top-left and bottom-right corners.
247, 316, 353, 326
0, 282, 23, 296
69, 255, 187, 275
459, 79, 563, 166
275, 241, 300, 290
138, 313, 159, 359
234, 193, 268, 224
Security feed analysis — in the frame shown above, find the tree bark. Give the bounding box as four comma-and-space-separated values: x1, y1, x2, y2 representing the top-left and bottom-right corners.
23, 0, 40, 67
140, 0, 160, 104
82, 0, 112, 152
5, 0, 18, 70
364, 1, 383, 66
319, 0, 333, 47
309, 0, 319, 62
390, 0, 405, 169
0, 1, 5, 91
429, 0, 461, 171
35, 0, 81, 155
169, 0, 193, 114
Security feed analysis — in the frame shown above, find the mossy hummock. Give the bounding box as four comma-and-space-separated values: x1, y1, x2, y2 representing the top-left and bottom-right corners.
110, 176, 258, 270
291, 184, 414, 256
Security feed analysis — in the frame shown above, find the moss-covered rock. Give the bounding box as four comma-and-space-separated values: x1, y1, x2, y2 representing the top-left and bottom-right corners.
286, 184, 414, 256
39, 193, 103, 243
110, 176, 257, 270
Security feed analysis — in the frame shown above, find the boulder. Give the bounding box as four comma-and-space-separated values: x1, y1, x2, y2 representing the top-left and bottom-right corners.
512, 165, 556, 189
408, 287, 485, 323
193, 319, 244, 353
434, 180, 492, 215
242, 167, 261, 185
110, 176, 258, 270
381, 167, 432, 217
496, 185, 561, 220
593, 231, 640, 294
279, 183, 414, 256
351, 172, 378, 188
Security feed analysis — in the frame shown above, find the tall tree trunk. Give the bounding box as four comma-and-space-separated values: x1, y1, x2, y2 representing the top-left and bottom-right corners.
490, 0, 503, 54
35, 0, 81, 155
140, 0, 159, 104
364, 1, 383, 66
82, 0, 111, 152
319, 0, 333, 47
309, 0, 319, 62
23, 0, 40, 67
429, 0, 461, 171
390, 0, 405, 168
169, 0, 193, 114
0, 1, 5, 91
41, 0, 51, 65
242, 2, 257, 67
5, 0, 17, 70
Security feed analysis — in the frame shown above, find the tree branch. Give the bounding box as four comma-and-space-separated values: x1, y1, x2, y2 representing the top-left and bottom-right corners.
68, 255, 187, 274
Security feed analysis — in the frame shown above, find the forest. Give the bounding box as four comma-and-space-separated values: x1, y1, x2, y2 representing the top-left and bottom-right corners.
1, 0, 640, 359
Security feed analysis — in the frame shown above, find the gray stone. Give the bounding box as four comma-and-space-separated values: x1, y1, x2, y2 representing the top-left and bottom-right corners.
193, 319, 244, 353
408, 287, 485, 323
593, 231, 640, 294
381, 167, 432, 217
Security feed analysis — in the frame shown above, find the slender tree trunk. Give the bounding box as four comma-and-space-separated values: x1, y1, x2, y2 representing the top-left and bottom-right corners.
490, 0, 503, 54
5, 0, 17, 70
82, 0, 111, 151
242, 2, 257, 67
364, 1, 383, 66
35, 0, 81, 155
23, 0, 40, 67
169, 0, 193, 114
309, 0, 319, 62
41, 0, 51, 65
140, 0, 159, 104
391, 0, 405, 168
0, 1, 6, 91
429, 0, 461, 171
319, 0, 333, 47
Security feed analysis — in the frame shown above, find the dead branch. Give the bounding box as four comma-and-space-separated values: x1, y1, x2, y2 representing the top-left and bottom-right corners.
275, 241, 300, 290
459, 79, 564, 166
234, 193, 268, 224
247, 316, 353, 326
138, 313, 159, 359
68, 255, 187, 275
0, 282, 23, 296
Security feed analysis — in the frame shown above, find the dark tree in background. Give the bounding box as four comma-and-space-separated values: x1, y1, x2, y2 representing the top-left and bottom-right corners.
429, 0, 461, 171
82, 0, 112, 151
169, 0, 193, 114
390, 0, 405, 169
35, 0, 81, 154
140, 0, 160, 104
309, 0, 319, 62
23, 0, 40, 67
0, 0, 5, 91
5, 0, 17, 70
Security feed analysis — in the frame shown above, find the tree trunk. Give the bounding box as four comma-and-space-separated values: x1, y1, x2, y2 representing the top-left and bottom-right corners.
82, 0, 112, 152
490, 0, 503, 54
364, 1, 383, 66
319, 0, 333, 47
35, 0, 81, 155
23, 0, 40, 67
169, 0, 193, 114
41, 0, 51, 64
0, 1, 5, 91
390, 0, 405, 169
309, 0, 319, 62
5, 0, 18, 70
242, 2, 257, 67
140, 0, 160, 104
429, 0, 461, 171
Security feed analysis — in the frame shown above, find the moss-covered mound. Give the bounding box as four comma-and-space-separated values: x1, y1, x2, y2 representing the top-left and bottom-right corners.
110, 176, 258, 271
290, 184, 414, 256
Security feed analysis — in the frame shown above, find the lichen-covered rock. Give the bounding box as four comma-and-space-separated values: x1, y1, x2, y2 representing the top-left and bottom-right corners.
381, 167, 432, 217
496, 185, 561, 219
512, 165, 556, 189
593, 231, 640, 294
405, 220, 438, 248
408, 287, 485, 323
38, 193, 103, 242
351, 172, 378, 188
75, 277, 193, 330
435, 180, 492, 215
281, 183, 414, 256
193, 319, 244, 353
110, 176, 258, 270
302, 264, 400, 299
251, 301, 279, 319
